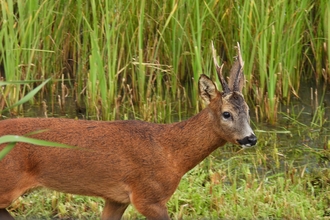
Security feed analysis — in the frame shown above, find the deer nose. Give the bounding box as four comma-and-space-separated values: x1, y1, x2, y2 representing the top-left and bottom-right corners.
237, 134, 257, 147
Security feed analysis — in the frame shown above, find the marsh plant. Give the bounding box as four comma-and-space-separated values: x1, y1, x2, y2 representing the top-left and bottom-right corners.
0, 0, 329, 122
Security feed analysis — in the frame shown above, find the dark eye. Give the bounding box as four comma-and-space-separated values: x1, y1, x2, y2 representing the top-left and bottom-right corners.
222, 112, 231, 119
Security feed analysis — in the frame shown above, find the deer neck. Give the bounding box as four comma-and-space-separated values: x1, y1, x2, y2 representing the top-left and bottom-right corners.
161, 108, 226, 175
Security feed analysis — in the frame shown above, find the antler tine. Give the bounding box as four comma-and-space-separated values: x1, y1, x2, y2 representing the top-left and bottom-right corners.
236, 42, 244, 68
211, 41, 230, 94
232, 42, 245, 92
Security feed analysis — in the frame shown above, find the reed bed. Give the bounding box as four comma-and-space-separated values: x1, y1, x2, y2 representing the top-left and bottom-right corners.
0, 0, 329, 122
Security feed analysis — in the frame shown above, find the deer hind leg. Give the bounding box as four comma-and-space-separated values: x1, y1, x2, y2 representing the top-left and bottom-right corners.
0, 209, 14, 220
101, 199, 128, 220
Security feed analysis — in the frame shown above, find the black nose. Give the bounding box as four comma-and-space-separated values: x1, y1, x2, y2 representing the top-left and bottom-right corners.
237, 134, 257, 147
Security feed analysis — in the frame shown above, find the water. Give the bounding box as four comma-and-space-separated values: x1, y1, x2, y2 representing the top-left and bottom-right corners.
252, 82, 330, 177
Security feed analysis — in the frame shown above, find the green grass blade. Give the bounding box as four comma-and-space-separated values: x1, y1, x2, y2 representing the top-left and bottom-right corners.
0, 134, 75, 160
0, 142, 16, 161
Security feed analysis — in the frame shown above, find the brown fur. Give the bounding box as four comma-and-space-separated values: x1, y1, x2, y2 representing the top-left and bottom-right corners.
0, 45, 256, 220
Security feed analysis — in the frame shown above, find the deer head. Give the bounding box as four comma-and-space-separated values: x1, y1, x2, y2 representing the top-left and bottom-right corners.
198, 42, 257, 147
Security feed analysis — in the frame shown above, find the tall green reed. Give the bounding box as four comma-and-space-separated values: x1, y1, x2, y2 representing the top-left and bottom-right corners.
304, 0, 330, 84
324, 1, 330, 83
0, 0, 60, 113
237, 0, 310, 123
0, 0, 329, 123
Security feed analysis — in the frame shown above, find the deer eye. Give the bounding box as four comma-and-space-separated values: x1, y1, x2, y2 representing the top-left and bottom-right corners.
222, 112, 231, 119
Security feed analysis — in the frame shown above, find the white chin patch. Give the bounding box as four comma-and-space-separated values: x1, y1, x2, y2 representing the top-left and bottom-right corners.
241, 144, 252, 148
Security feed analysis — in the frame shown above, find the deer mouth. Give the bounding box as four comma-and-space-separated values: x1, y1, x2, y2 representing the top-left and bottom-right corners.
237, 134, 257, 148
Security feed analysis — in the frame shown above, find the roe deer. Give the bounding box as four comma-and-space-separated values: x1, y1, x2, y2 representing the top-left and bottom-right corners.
0, 42, 257, 220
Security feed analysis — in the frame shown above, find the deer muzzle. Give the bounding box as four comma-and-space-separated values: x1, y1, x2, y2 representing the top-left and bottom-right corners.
237, 134, 257, 148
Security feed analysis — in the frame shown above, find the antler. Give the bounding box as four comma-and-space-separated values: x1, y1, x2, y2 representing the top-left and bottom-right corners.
231, 42, 245, 92
211, 41, 230, 94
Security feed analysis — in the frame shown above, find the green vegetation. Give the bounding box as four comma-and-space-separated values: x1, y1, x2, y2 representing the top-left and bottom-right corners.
0, 133, 76, 160
0, 0, 329, 122
1, 0, 330, 219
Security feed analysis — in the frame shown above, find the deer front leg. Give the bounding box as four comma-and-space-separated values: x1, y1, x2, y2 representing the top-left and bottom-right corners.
101, 199, 128, 220
130, 191, 170, 220
134, 202, 170, 220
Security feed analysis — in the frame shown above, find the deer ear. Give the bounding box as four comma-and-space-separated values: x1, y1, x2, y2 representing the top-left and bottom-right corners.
198, 74, 219, 105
